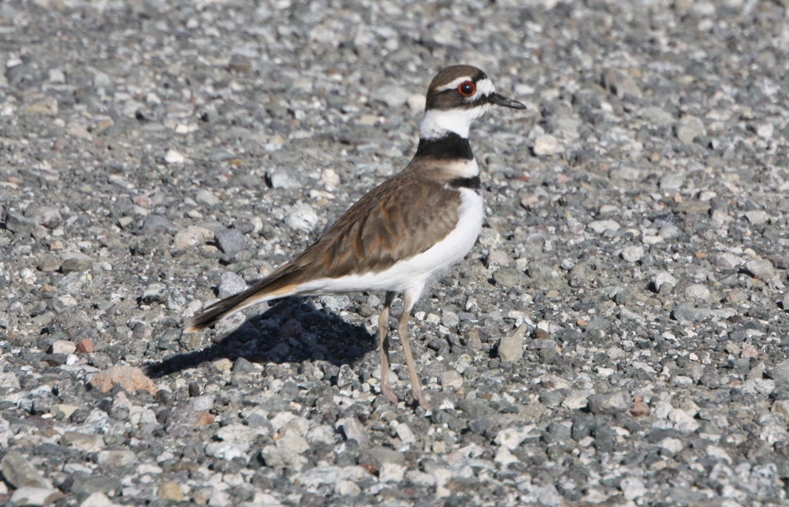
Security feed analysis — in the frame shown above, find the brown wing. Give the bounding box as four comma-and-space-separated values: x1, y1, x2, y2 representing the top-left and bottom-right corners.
289, 169, 462, 280
184, 168, 463, 331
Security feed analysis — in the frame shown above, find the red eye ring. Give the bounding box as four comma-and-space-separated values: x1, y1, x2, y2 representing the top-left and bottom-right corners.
458, 81, 476, 97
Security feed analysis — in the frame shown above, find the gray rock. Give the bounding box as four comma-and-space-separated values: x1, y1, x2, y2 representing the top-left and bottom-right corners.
1, 450, 52, 489
603, 68, 642, 99
10, 487, 62, 506
267, 168, 302, 189
215, 228, 247, 256
621, 246, 644, 263
95, 450, 136, 468
5, 210, 38, 234
25, 205, 63, 228
336, 417, 370, 448
196, 189, 220, 206
498, 324, 526, 362
358, 446, 405, 469
745, 259, 774, 280
285, 203, 319, 232
769, 359, 789, 391
588, 391, 630, 415
493, 267, 523, 288
141, 215, 178, 236
684, 284, 711, 301
141, 282, 168, 304
675, 116, 706, 145
60, 252, 94, 273
69, 476, 123, 498
218, 271, 247, 299
371, 84, 410, 108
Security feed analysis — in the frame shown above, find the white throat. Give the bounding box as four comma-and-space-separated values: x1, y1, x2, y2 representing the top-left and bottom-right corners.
419, 105, 491, 140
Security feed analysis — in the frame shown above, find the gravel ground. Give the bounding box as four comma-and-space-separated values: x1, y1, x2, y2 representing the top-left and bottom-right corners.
1, 0, 789, 505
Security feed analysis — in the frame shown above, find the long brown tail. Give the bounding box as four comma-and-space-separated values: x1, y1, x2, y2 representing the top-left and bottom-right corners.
183, 265, 302, 332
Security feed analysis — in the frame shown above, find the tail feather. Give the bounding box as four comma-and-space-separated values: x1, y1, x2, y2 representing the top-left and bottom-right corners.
183, 266, 302, 332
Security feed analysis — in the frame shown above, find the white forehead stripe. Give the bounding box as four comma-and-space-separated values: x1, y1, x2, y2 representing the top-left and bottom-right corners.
436, 76, 475, 92
435, 76, 496, 98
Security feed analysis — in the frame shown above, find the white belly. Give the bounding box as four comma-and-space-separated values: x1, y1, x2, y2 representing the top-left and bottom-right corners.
298, 188, 484, 295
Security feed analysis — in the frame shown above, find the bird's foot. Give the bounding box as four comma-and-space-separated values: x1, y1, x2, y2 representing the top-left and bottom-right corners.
380, 385, 400, 405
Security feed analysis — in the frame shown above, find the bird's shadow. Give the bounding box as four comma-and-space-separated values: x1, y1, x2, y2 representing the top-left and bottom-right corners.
144, 297, 375, 378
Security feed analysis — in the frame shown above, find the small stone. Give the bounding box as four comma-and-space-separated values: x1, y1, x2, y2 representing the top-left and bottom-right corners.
90, 365, 158, 395
659, 437, 684, 455
394, 422, 416, 445
493, 267, 523, 288
195, 189, 221, 207
532, 134, 562, 156
267, 168, 302, 189
379, 462, 405, 483
10, 487, 62, 506
495, 427, 532, 451
709, 253, 744, 269
76, 339, 94, 353
603, 68, 642, 99
652, 271, 678, 292
440, 370, 463, 390
164, 149, 185, 164
588, 391, 630, 415
587, 220, 620, 234
285, 203, 319, 232
630, 397, 650, 417
335, 480, 362, 496
336, 417, 370, 448
498, 324, 526, 362
174, 226, 214, 249
215, 228, 247, 256
371, 84, 410, 109
218, 271, 247, 299
96, 450, 136, 468
61, 252, 94, 273
80, 492, 117, 507
1, 450, 52, 489
620, 477, 647, 501
684, 284, 711, 301
744, 210, 769, 225
769, 359, 789, 391
745, 259, 774, 280
50, 339, 77, 355
562, 389, 591, 410
621, 246, 644, 263
675, 116, 706, 145
60, 432, 104, 452
24, 96, 59, 115
26, 205, 63, 228
141, 282, 168, 304
659, 172, 685, 190
358, 446, 404, 470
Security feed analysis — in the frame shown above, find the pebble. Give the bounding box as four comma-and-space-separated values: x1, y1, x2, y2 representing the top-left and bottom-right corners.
745, 259, 774, 280
675, 116, 706, 145
60, 252, 94, 273
588, 391, 630, 415
621, 245, 644, 263
603, 68, 642, 99
620, 477, 647, 500
1, 451, 52, 489
684, 284, 711, 301
164, 149, 185, 164
196, 189, 220, 207
174, 225, 214, 249
267, 168, 302, 189
96, 450, 136, 468
10, 487, 63, 506
90, 366, 158, 395
532, 134, 563, 156
217, 271, 247, 298
215, 228, 247, 256
498, 324, 526, 362
285, 203, 319, 232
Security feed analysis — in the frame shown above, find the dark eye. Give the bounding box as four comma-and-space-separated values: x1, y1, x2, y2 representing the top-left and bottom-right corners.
458, 81, 476, 97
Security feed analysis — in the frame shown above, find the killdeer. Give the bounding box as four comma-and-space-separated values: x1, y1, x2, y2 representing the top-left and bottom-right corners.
185, 65, 524, 409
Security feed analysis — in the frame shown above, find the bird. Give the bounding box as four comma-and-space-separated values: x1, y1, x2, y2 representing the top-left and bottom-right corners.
184, 65, 525, 409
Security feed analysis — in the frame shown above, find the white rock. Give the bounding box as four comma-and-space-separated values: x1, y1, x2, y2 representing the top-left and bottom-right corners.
291, 465, 371, 487
653, 271, 678, 291
204, 442, 247, 461
164, 149, 185, 164
532, 134, 563, 156
587, 220, 620, 234
561, 389, 591, 410
684, 284, 711, 301
51, 340, 77, 355
620, 477, 647, 500
334, 480, 361, 496
285, 203, 319, 232
621, 246, 644, 263
379, 462, 405, 483
494, 446, 519, 466
495, 426, 533, 451
659, 437, 684, 455
10, 487, 61, 506
394, 422, 416, 445
81, 492, 119, 507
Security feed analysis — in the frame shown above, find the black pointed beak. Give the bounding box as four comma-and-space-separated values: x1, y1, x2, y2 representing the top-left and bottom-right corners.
489, 93, 526, 109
